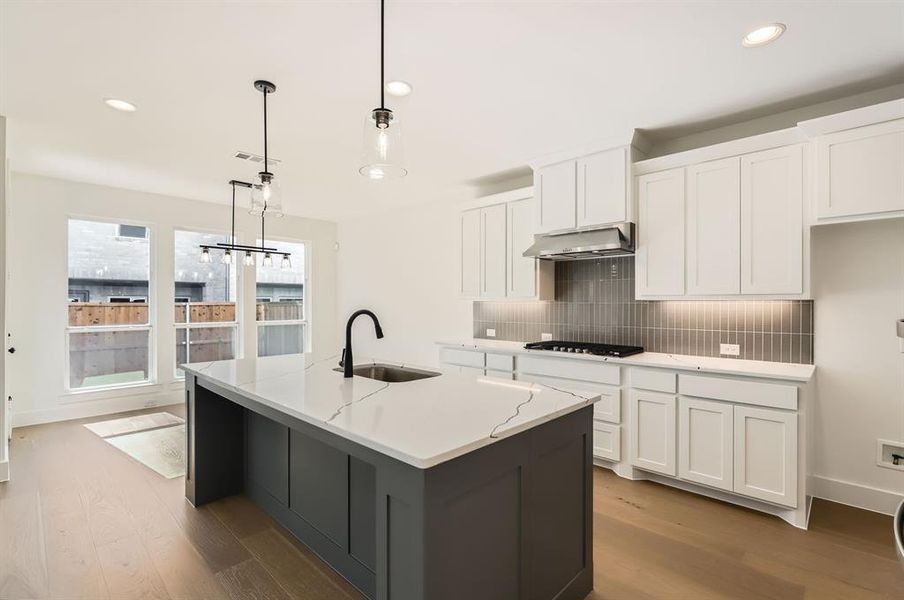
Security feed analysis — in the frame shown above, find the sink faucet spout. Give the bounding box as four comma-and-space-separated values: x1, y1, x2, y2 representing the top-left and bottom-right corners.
343, 310, 384, 378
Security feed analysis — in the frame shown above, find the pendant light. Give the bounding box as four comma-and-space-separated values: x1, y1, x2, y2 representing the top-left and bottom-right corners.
281, 254, 292, 269
359, 0, 406, 180
250, 80, 284, 216
198, 179, 291, 268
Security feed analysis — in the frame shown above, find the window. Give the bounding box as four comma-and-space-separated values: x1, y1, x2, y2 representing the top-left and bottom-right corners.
256, 240, 307, 357
175, 230, 238, 376
118, 224, 148, 239
67, 219, 152, 390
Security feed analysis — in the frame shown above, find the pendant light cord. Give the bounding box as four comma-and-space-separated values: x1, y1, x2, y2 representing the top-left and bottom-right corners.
231, 182, 236, 244
380, 0, 385, 109
263, 88, 269, 173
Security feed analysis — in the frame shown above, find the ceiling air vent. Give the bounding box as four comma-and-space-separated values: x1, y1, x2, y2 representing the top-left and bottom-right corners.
234, 151, 282, 165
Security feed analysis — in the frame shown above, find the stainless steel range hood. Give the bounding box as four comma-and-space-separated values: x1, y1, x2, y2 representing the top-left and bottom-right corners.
523, 223, 635, 261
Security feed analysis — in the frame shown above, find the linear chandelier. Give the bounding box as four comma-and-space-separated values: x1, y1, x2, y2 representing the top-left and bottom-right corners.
199, 179, 291, 269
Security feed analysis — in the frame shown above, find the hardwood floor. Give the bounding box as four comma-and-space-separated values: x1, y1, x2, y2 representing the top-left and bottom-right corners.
1, 406, 902, 599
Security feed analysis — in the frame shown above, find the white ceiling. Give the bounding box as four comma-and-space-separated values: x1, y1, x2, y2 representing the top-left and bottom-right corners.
2, 1, 903, 221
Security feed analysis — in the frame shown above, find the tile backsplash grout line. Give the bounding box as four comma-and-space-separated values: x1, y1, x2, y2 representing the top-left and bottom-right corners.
473, 257, 814, 365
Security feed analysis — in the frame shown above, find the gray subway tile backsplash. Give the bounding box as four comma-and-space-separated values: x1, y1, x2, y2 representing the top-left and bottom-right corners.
473, 257, 814, 365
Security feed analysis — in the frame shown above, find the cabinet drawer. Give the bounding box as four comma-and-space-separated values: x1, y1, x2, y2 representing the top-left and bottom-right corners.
485, 353, 515, 372
630, 368, 676, 393
518, 355, 620, 385
439, 348, 485, 369
593, 422, 621, 462
679, 374, 797, 410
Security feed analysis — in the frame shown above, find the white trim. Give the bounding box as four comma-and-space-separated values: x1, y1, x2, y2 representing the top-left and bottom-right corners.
797, 98, 904, 137
459, 187, 533, 211
527, 130, 639, 169
0, 459, 8, 483
633, 128, 806, 175
12, 390, 182, 428
809, 474, 904, 516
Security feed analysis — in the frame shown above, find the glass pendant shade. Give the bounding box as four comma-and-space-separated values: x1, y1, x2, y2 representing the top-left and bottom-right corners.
242, 251, 256, 267
262, 252, 274, 268
200, 248, 212, 263
281, 254, 291, 269
250, 172, 284, 217
359, 109, 406, 179
221, 249, 234, 265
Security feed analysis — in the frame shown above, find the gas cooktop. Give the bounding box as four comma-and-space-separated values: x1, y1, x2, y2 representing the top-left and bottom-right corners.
523, 340, 644, 358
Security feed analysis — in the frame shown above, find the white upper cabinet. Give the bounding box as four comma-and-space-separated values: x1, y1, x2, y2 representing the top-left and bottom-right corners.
460, 209, 481, 296
535, 160, 577, 233
636, 168, 686, 296
460, 192, 553, 300
480, 203, 507, 298
741, 145, 803, 294
686, 157, 741, 295
814, 119, 904, 221
507, 198, 538, 297
577, 147, 628, 228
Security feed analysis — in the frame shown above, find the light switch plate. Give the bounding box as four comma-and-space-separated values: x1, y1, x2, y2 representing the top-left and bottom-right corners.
486, 328, 496, 338
541, 332, 553, 341
720, 343, 740, 356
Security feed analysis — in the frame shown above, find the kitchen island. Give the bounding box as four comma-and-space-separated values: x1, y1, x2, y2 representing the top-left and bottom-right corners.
182, 354, 598, 600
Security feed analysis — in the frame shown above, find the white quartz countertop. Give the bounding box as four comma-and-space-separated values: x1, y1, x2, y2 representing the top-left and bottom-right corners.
437, 339, 816, 382
182, 354, 598, 469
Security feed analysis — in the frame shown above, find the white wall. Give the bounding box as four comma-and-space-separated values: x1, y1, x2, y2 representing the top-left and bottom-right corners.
811, 218, 904, 513
337, 200, 472, 367
7, 172, 338, 426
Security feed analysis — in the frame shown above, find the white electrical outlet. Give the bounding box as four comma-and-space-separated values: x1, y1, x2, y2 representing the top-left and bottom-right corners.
720, 343, 740, 356
877, 439, 904, 471
541, 332, 553, 341
486, 328, 496, 338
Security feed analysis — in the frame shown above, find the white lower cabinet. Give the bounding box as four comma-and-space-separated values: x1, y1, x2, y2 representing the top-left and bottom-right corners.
593, 421, 621, 462
678, 397, 733, 492
629, 391, 677, 476
733, 406, 798, 508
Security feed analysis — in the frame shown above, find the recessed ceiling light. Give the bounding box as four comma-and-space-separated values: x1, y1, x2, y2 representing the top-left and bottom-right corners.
742, 23, 786, 47
103, 98, 137, 112
385, 80, 412, 97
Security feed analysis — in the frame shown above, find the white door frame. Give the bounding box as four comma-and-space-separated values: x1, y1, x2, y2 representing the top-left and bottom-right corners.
1, 114, 9, 482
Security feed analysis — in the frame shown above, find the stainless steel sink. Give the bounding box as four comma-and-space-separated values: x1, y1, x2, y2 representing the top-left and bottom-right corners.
334, 363, 441, 383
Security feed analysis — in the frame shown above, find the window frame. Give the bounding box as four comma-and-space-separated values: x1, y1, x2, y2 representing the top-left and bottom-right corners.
255, 236, 311, 356
173, 226, 241, 379
64, 216, 157, 394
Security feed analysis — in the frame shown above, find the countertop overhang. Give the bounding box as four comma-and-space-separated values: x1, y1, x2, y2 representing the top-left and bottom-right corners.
182, 354, 599, 469
437, 339, 816, 382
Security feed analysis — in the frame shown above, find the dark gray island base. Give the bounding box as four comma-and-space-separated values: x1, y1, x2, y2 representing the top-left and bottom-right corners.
185, 373, 593, 600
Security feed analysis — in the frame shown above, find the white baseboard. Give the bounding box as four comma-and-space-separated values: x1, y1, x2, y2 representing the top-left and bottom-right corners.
12, 391, 183, 428
809, 474, 904, 516
0, 459, 8, 483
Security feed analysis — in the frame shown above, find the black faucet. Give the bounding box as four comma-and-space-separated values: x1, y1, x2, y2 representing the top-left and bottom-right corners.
341, 309, 384, 378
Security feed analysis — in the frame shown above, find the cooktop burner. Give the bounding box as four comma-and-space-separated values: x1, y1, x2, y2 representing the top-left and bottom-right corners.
523, 340, 644, 358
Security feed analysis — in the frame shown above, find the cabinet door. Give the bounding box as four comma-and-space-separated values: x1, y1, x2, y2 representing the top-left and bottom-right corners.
593, 421, 621, 462
507, 198, 537, 298
629, 390, 677, 475
686, 157, 740, 295
741, 145, 803, 294
733, 406, 797, 507
816, 119, 904, 220
678, 397, 733, 491
535, 160, 576, 233
460, 209, 481, 296
636, 168, 686, 296
577, 148, 627, 228
480, 204, 507, 298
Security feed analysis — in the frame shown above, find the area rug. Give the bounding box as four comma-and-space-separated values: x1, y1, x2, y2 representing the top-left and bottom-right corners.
84, 412, 186, 478
84, 411, 184, 438
103, 424, 186, 479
